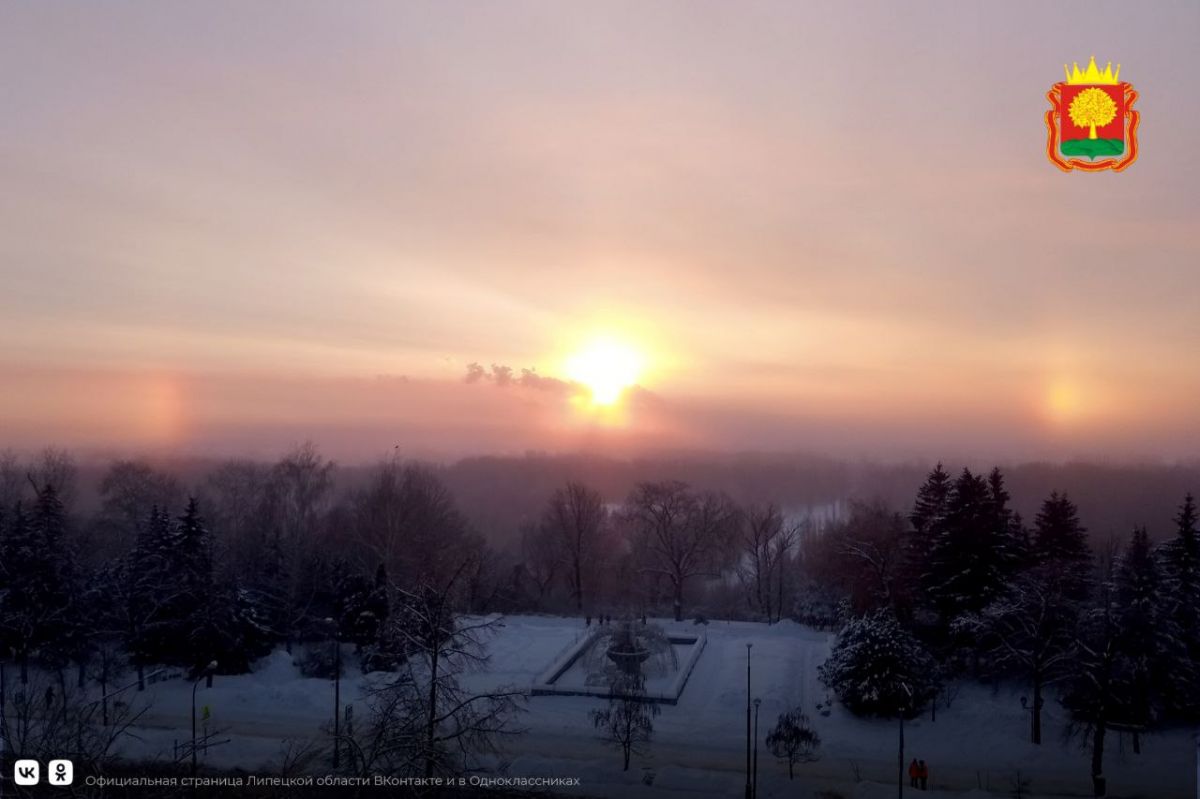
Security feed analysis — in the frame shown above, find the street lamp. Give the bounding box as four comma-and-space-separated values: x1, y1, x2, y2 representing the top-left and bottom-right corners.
745, 642, 753, 799
897, 681, 912, 799
192, 660, 218, 777
1020, 694, 1045, 744
325, 617, 343, 770
753, 697, 762, 799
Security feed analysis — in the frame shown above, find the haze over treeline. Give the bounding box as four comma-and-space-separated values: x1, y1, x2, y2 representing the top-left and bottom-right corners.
6, 446, 1197, 551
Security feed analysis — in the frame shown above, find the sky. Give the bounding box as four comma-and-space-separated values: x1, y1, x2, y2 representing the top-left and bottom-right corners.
1, 1, 1198, 462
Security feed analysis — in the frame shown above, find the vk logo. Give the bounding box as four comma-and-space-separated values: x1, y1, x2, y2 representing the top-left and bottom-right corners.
14, 759, 39, 785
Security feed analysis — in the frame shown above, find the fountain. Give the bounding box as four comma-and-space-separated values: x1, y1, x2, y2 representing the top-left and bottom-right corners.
605, 622, 653, 676
532, 617, 707, 704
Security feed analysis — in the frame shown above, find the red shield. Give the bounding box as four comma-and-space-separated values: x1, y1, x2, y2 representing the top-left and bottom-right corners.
1046, 82, 1139, 172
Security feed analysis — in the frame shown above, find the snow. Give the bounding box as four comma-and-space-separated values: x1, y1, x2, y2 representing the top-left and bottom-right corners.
532, 627, 707, 702
89, 615, 1195, 798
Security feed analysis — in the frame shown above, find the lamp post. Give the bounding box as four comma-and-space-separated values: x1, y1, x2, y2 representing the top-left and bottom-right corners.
325, 617, 342, 770
897, 682, 912, 799
745, 642, 753, 799
1020, 694, 1045, 745
753, 697, 762, 799
192, 660, 217, 777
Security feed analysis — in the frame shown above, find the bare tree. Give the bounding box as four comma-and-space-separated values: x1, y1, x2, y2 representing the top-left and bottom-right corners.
520, 523, 560, 609
0, 669, 150, 778
626, 481, 739, 621
353, 459, 471, 591
97, 459, 182, 554
268, 443, 336, 643
765, 708, 821, 779
0, 448, 25, 509
956, 568, 1077, 743
30, 446, 78, 510
737, 504, 799, 622
342, 561, 523, 778
831, 500, 911, 614
590, 671, 659, 771
539, 482, 607, 613
203, 459, 273, 583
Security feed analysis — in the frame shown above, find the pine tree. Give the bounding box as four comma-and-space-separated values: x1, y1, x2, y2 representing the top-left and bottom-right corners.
925, 469, 1012, 623
1062, 560, 1120, 797
125, 506, 175, 669
1063, 533, 1167, 794
1033, 492, 1092, 601
1109, 526, 1178, 746
0, 485, 76, 681
125, 499, 225, 673
988, 467, 1025, 576
1161, 494, 1200, 716
188, 579, 271, 675
326, 561, 390, 651
910, 463, 952, 536
958, 568, 1078, 744
819, 610, 940, 717
908, 464, 951, 599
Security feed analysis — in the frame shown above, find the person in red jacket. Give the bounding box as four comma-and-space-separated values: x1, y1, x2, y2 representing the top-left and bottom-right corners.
908, 758, 920, 788
918, 760, 929, 790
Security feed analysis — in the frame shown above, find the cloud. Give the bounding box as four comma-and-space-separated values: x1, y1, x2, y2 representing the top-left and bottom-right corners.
462, 361, 664, 410
464, 362, 572, 394
491, 364, 514, 387
518, 368, 572, 394
464, 362, 522, 387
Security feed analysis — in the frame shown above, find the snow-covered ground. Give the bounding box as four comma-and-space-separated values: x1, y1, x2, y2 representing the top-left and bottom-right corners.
105, 616, 1194, 798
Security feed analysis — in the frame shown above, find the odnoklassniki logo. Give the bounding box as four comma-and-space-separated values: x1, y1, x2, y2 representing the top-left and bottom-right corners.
1046, 57, 1139, 172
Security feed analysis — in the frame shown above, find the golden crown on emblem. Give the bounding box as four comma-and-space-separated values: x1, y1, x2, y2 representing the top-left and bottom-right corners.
1064, 56, 1121, 85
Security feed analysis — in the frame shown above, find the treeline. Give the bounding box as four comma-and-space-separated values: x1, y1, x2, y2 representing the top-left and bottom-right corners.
808, 464, 1199, 796
1, 444, 805, 687
1, 447, 1196, 791
0, 445, 496, 686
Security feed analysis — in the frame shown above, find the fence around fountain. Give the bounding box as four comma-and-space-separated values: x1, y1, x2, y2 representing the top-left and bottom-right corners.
530, 628, 707, 705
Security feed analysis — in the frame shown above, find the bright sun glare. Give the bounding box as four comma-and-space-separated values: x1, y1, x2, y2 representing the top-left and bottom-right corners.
566, 338, 644, 406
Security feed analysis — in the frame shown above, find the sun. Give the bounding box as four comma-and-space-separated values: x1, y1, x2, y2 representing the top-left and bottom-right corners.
566, 337, 644, 406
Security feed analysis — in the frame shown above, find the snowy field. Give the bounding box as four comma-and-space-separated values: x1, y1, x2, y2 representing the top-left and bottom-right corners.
108, 615, 1195, 798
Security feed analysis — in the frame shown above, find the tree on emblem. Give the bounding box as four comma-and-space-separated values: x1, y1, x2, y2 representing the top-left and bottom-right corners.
1068, 88, 1117, 140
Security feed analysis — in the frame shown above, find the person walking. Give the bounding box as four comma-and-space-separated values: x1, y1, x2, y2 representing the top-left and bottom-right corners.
908, 758, 920, 788
918, 759, 929, 790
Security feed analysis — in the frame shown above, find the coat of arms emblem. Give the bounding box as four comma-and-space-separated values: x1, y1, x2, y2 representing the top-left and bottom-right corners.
1046, 57, 1139, 172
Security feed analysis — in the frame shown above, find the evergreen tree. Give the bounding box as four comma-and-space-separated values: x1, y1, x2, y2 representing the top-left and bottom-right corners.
1109, 526, 1179, 744
173, 497, 214, 607
1063, 572, 1120, 798
188, 579, 272, 675
988, 467, 1026, 573
910, 463, 952, 537
0, 485, 76, 681
819, 610, 940, 717
908, 464, 951, 599
125, 506, 176, 669
925, 469, 1012, 623
1063, 535, 1167, 794
124, 499, 231, 674
1033, 492, 1092, 601
1161, 494, 1200, 716
959, 569, 1078, 744
324, 561, 390, 652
